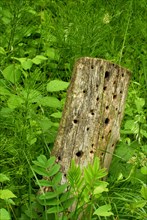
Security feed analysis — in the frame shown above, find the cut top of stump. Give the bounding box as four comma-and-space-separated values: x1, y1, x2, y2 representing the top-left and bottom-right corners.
52, 57, 131, 180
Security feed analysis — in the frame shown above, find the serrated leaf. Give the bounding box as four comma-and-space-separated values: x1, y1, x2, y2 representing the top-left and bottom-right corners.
0, 189, 17, 199
93, 204, 113, 217
0, 208, 11, 220
38, 116, 53, 131
2, 64, 21, 83
0, 173, 10, 183
39, 96, 61, 108
47, 80, 69, 92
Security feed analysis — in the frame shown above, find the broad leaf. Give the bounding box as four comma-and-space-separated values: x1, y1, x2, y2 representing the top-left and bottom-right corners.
0, 189, 17, 199
0, 173, 10, 183
0, 208, 11, 220
39, 96, 61, 108
32, 55, 48, 65
47, 80, 69, 92
2, 64, 21, 83
93, 204, 113, 217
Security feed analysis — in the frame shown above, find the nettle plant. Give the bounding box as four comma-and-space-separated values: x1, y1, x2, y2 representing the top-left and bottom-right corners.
27, 155, 113, 220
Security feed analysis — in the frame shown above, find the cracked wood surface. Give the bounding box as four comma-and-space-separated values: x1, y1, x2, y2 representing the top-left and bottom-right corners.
51, 57, 131, 180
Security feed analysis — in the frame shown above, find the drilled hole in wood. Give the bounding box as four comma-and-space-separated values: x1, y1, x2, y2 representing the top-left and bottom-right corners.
96, 97, 99, 101
122, 73, 124, 77
96, 84, 98, 88
90, 110, 95, 115
76, 151, 84, 157
113, 94, 117, 99
58, 156, 61, 161
118, 111, 121, 114
111, 144, 114, 148
87, 127, 90, 131
109, 130, 112, 133
105, 118, 109, 124
83, 90, 86, 93
105, 71, 110, 79
90, 150, 93, 154
101, 153, 104, 156
120, 91, 122, 94
116, 107, 118, 110
91, 65, 94, 69
113, 81, 116, 85
103, 86, 107, 91
102, 136, 104, 139
106, 105, 109, 110
64, 173, 67, 177
73, 119, 78, 124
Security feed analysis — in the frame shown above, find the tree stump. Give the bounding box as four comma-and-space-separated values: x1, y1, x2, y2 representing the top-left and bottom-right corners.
51, 57, 131, 182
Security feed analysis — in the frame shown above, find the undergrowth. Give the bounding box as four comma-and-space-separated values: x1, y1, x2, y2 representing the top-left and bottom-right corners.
0, 0, 147, 219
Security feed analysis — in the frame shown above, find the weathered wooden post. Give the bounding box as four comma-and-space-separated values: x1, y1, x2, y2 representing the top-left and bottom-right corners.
51, 57, 131, 181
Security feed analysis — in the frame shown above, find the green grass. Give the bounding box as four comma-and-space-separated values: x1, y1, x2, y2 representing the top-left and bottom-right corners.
0, 0, 147, 219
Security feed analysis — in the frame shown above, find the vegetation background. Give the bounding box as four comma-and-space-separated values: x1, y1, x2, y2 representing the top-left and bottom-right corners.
0, 0, 146, 219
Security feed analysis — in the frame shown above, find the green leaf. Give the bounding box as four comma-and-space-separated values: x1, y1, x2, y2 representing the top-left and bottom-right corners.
37, 155, 48, 165
48, 164, 60, 177
93, 204, 113, 217
135, 97, 145, 112
0, 189, 17, 200
94, 182, 108, 195
0, 173, 10, 183
0, 47, 6, 55
47, 206, 64, 214
0, 208, 11, 220
39, 191, 58, 200
47, 80, 69, 92
0, 86, 11, 96
37, 179, 53, 187
39, 96, 61, 108
32, 55, 48, 65
46, 156, 56, 167
38, 116, 53, 131
93, 157, 100, 174
21, 89, 42, 103
11, 57, 33, 70
7, 95, 24, 109
32, 166, 49, 177
141, 166, 147, 175
39, 198, 61, 206
52, 172, 62, 185
2, 64, 21, 83
140, 184, 147, 200
50, 112, 62, 118
62, 197, 75, 209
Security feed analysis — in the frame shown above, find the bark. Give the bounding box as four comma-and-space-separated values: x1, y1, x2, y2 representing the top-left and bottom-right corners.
51, 57, 131, 181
